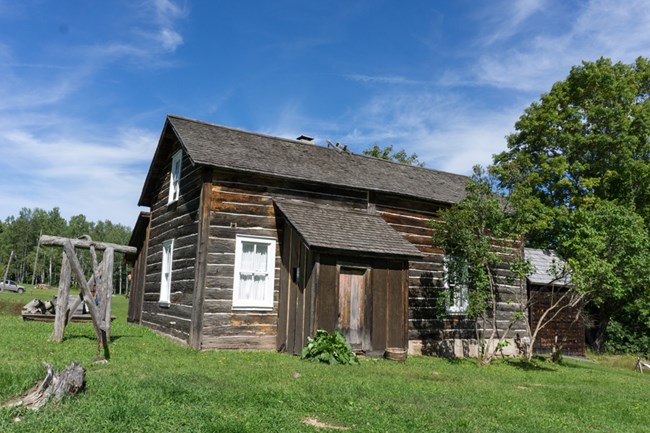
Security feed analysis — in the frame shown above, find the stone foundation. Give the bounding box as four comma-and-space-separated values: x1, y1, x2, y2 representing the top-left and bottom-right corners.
408, 338, 523, 358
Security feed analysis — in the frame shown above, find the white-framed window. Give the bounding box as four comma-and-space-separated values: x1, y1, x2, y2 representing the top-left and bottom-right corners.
160, 239, 174, 307
232, 235, 276, 310
168, 150, 182, 203
444, 254, 469, 314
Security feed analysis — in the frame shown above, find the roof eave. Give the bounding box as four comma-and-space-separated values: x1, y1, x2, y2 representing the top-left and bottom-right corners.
203, 163, 462, 207
308, 244, 422, 260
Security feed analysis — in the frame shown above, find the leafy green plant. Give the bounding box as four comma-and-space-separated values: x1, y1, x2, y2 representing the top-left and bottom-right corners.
300, 329, 360, 365
604, 319, 650, 355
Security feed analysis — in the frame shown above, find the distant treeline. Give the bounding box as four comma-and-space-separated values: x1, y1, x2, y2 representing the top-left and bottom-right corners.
0, 208, 132, 293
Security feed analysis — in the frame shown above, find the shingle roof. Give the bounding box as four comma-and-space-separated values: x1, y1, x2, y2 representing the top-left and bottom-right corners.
148, 114, 468, 206
524, 248, 571, 286
275, 200, 422, 258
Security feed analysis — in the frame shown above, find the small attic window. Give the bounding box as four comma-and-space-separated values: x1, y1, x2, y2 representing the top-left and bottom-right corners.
168, 150, 182, 203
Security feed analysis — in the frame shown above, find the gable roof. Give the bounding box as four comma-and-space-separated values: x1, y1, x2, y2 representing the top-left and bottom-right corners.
275, 200, 422, 258
139, 114, 469, 207
525, 248, 571, 286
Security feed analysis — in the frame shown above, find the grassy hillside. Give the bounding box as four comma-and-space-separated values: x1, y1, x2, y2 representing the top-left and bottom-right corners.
1, 288, 649, 432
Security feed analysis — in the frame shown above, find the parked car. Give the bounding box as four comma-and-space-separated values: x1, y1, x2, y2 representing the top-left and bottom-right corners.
0, 280, 25, 293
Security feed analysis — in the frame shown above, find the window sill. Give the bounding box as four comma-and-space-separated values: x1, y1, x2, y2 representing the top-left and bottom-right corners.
231, 306, 274, 312
446, 310, 467, 316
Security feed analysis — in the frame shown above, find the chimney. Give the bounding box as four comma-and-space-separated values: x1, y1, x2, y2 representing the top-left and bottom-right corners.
296, 135, 314, 142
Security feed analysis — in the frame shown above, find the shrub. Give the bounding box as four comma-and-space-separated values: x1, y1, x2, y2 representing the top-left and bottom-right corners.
604, 319, 650, 355
300, 329, 360, 365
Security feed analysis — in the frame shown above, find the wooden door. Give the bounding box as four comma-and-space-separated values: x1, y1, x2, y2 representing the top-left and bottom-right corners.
338, 268, 367, 348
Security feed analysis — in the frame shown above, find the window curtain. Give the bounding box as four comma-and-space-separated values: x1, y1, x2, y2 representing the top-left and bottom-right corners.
238, 242, 268, 301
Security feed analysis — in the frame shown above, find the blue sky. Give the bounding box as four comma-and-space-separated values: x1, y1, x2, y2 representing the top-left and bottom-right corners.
1, 0, 649, 227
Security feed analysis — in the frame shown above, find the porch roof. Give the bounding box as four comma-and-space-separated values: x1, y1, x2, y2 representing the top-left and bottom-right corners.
274, 200, 422, 259
525, 248, 571, 286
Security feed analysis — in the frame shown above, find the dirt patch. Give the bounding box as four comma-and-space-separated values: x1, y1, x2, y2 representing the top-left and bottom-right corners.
303, 417, 351, 430
0, 299, 23, 316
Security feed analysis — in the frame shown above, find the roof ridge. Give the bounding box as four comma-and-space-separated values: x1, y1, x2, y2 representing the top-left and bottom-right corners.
167, 113, 469, 180
167, 113, 324, 148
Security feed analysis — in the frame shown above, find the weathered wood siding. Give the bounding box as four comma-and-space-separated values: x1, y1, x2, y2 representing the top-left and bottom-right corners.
126, 227, 149, 324
311, 255, 408, 355
530, 285, 585, 356
201, 169, 367, 350
141, 144, 202, 343
375, 196, 528, 357
277, 232, 409, 356
277, 221, 316, 354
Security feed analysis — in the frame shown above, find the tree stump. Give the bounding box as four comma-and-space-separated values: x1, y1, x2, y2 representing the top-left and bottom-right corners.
3, 362, 86, 410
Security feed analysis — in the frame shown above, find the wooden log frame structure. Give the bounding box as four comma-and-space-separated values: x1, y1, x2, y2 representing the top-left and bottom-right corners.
39, 235, 136, 360
636, 357, 650, 374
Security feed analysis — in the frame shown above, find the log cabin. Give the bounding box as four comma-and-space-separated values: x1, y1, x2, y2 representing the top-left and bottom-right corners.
128, 114, 532, 357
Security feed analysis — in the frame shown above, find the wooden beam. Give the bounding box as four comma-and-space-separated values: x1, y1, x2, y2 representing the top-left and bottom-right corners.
189, 170, 212, 349
40, 235, 136, 255
62, 240, 110, 359
102, 248, 114, 342
51, 251, 71, 342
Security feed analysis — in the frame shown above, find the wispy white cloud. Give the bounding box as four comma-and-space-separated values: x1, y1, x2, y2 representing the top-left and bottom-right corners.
148, 0, 187, 52
260, 100, 341, 144
0, 123, 158, 224
158, 28, 183, 51
480, 0, 547, 45
87, 0, 187, 66
345, 74, 426, 86
0, 1, 189, 225
0, 75, 81, 110
332, 91, 522, 174
468, 0, 650, 91
335, 0, 650, 180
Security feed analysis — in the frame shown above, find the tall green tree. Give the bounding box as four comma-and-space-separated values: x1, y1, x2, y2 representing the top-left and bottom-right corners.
560, 201, 650, 351
363, 144, 425, 167
492, 57, 650, 245
0, 208, 132, 290
491, 57, 650, 351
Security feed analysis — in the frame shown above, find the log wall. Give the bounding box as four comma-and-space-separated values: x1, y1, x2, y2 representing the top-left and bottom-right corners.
141, 143, 202, 342
127, 213, 151, 324
375, 198, 528, 357
127, 235, 148, 324
201, 169, 367, 350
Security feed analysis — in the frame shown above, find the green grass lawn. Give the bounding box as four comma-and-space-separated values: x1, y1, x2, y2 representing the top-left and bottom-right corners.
2, 288, 650, 432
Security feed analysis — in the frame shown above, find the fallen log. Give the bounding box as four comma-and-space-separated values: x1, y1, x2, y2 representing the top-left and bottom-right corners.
22, 299, 46, 315
22, 313, 116, 323
3, 362, 86, 410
